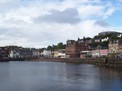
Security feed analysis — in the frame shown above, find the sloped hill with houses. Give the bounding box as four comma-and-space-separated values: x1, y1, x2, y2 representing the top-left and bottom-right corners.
65, 31, 122, 58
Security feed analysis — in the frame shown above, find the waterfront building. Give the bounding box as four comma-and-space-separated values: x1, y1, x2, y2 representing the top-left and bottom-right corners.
80, 44, 108, 58
92, 49, 109, 57
80, 51, 92, 59
53, 50, 59, 58
8, 46, 21, 58
8, 46, 33, 58
41, 50, 52, 57
24, 48, 33, 58
9, 50, 20, 58
65, 40, 79, 58
0, 47, 10, 58
66, 37, 90, 58
31, 48, 40, 58
91, 44, 108, 57
52, 49, 66, 58
58, 49, 66, 58
38, 48, 46, 57
109, 39, 122, 53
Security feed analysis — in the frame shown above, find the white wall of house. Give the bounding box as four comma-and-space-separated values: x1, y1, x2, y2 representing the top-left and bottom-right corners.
58, 49, 66, 58
92, 50, 100, 57
53, 51, 59, 58
58, 53, 66, 58
92, 49, 109, 57
9, 50, 20, 58
101, 37, 109, 42
95, 39, 100, 42
9, 50, 14, 58
32, 50, 39, 57
42, 50, 52, 57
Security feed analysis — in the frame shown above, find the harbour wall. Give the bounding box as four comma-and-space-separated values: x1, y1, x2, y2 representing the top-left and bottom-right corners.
33, 57, 122, 68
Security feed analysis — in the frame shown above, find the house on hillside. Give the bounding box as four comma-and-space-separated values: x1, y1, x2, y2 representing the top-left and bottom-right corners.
101, 37, 109, 42
94, 39, 101, 43
109, 39, 122, 53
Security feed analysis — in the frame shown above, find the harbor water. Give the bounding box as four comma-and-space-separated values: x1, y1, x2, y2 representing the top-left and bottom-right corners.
0, 61, 122, 91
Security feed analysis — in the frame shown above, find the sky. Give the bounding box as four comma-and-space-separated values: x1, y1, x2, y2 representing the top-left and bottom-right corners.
0, 0, 122, 48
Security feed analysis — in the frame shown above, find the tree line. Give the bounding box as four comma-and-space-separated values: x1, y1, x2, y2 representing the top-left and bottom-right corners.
47, 42, 66, 51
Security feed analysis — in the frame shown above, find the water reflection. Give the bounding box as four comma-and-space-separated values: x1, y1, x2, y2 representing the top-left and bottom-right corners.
0, 61, 122, 91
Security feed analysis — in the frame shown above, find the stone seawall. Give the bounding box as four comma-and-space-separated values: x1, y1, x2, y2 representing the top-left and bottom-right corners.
32, 57, 122, 68
106, 58, 122, 67
32, 57, 105, 64
1, 57, 121, 68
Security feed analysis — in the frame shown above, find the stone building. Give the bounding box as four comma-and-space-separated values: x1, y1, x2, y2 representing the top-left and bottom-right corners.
109, 39, 122, 53
66, 38, 90, 58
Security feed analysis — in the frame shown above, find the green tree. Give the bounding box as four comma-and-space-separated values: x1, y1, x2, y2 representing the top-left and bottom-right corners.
47, 45, 53, 50
57, 42, 64, 49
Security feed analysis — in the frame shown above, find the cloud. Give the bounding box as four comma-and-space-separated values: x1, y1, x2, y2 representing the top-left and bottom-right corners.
103, 8, 115, 19
78, 5, 103, 19
94, 20, 109, 27
0, 28, 9, 34
34, 8, 81, 24
0, 0, 21, 13
119, 0, 122, 2
0, 0, 120, 48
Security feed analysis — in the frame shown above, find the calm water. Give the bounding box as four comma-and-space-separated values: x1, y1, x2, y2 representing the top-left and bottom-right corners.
0, 61, 122, 91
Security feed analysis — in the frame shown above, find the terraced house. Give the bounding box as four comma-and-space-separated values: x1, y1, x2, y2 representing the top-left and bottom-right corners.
109, 39, 122, 53
66, 37, 91, 58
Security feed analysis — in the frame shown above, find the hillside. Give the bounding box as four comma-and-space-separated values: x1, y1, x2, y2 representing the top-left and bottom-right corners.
91, 31, 122, 46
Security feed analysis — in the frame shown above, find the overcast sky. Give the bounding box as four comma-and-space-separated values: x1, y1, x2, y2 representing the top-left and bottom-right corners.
0, 0, 122, 48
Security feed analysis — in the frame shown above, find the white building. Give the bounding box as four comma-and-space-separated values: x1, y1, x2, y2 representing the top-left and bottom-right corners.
42, 50, 52, 57
101, 37, 109, 42
9, 50, 20, 58
58, 49, 66, 58
95, 39, 101, 42
31, 49, 40, 58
